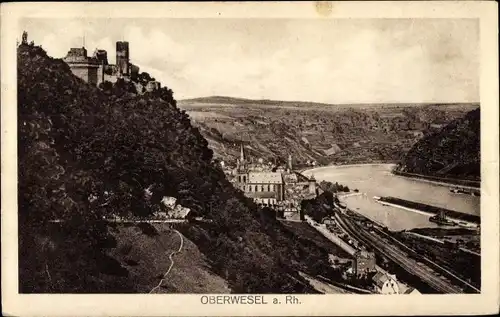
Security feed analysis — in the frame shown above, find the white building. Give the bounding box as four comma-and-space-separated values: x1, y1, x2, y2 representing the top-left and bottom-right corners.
161, 196, 177, 209
372, 272, 400, 294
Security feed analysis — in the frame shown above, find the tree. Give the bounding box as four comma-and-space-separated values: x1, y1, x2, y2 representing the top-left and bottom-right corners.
98, 80, 113, 93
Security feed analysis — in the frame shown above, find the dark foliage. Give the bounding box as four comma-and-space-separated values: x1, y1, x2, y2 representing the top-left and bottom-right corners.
17, 43, 328, 293
319, 181, 350, 193
301, 192, 335, 222
137, 223, 159, 237
398, 108, 480, 180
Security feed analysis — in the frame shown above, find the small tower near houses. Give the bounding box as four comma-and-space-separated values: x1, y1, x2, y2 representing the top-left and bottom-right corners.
287, 154, 293, 172
239, 143, 247, 172
309, 173, 317, 195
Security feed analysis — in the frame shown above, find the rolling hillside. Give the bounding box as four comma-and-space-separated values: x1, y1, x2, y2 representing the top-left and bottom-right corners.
397, 108, 480, 181
179, 97, 477, 166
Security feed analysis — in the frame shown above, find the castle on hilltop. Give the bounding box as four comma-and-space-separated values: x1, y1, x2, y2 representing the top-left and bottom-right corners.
63, 40, 161, 93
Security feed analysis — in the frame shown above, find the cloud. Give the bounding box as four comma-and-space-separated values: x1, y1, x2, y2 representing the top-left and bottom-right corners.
20, 18, 479, 103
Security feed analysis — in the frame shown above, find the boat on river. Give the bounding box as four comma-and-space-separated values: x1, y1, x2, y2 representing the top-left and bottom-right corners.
449, 187, 481, 197
429, 210, 455, 226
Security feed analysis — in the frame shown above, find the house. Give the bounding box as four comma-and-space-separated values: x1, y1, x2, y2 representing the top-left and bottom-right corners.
323, 144, 342, 156
352, 250, 376, 276
372, 272, 400, 294
283, 172, 298, 184
322, 217, 336, 225
161, 196, 177, 209
169, 205, 191, 219
404, 287, 421, 295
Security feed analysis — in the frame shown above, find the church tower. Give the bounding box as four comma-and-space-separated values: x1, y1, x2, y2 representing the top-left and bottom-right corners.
239, 143, 246, 172
288, 154, 293, 172
309, 174, 317, 195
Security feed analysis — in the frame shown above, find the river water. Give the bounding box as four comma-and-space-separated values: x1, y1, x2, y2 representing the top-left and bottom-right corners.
303, 164, 480, 231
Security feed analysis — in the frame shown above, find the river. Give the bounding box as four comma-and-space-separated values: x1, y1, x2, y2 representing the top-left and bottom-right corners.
303, 164, 480, 231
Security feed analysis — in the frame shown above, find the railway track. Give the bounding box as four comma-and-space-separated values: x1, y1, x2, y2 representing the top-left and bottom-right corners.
374, 227, 480, 292
334, 212, 464, 293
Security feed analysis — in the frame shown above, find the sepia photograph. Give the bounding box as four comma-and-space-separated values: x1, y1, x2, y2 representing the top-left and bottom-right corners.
1, 1, 499, 316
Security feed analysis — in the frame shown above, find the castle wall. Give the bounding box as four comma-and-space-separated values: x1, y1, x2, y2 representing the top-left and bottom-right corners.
68, 64, 100, 86
88, 67, 99, 86
70, 66, 90, 82
103, 74, 118, 84
96, 65, 105, 86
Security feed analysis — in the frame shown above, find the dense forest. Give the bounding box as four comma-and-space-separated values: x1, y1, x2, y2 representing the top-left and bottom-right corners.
18, 43, 341, 293
397, 108, 480, 181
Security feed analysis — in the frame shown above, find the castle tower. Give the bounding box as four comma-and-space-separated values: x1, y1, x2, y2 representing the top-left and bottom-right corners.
116, 41, 130, 76
93, 49, 108, 65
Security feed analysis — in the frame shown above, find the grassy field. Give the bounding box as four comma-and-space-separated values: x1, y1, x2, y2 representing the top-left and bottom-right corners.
106, 223, 231, 293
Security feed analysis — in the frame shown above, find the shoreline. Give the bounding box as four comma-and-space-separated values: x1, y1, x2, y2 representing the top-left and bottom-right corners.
374, 200, 478, 227
392, 170, 480, 191
392, 173, 480, 191
301, 163, 396, 174
302, 163, 480, 192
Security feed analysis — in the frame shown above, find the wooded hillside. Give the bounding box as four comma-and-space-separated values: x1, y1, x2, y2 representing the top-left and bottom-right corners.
18, 43, 337, 293
397, 108, 480, 180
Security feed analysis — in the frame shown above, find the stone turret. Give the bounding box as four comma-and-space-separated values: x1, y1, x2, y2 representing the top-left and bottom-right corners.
309, 174, 317, 195
288, 154, 293, 172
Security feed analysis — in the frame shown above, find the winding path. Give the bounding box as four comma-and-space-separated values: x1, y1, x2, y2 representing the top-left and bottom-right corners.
149, 229, 184, 294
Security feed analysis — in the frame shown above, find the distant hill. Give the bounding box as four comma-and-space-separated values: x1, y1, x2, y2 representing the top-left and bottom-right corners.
17, 43, 345, 294
181, 95, 479, 109
397, 108, 480, 181
181, 96, 335, 108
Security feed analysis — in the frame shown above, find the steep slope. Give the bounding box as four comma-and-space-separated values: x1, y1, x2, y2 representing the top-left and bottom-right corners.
397, 108, 480, 181
18, 43, 338, 293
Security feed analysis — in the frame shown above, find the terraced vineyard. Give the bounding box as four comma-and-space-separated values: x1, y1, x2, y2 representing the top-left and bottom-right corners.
179, 97, 477, 166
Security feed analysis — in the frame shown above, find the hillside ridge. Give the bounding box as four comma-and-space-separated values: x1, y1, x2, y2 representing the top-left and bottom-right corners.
181, 95, 480, 108
17, 42, 337, 294
396, 108, 480, 181
179, 97, 478, 167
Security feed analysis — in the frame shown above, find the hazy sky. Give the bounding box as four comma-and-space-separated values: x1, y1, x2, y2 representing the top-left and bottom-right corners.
19, 18, 479, 104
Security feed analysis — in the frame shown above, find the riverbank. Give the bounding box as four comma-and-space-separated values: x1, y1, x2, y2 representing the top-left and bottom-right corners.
300, 163, 479, 229
392, 169, 480, 190
376, 197, 479, 226
302, 163, 396, 175
304, 163, 480, 192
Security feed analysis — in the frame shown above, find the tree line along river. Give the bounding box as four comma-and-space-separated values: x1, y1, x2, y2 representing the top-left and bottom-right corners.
303, 164, 480, 231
